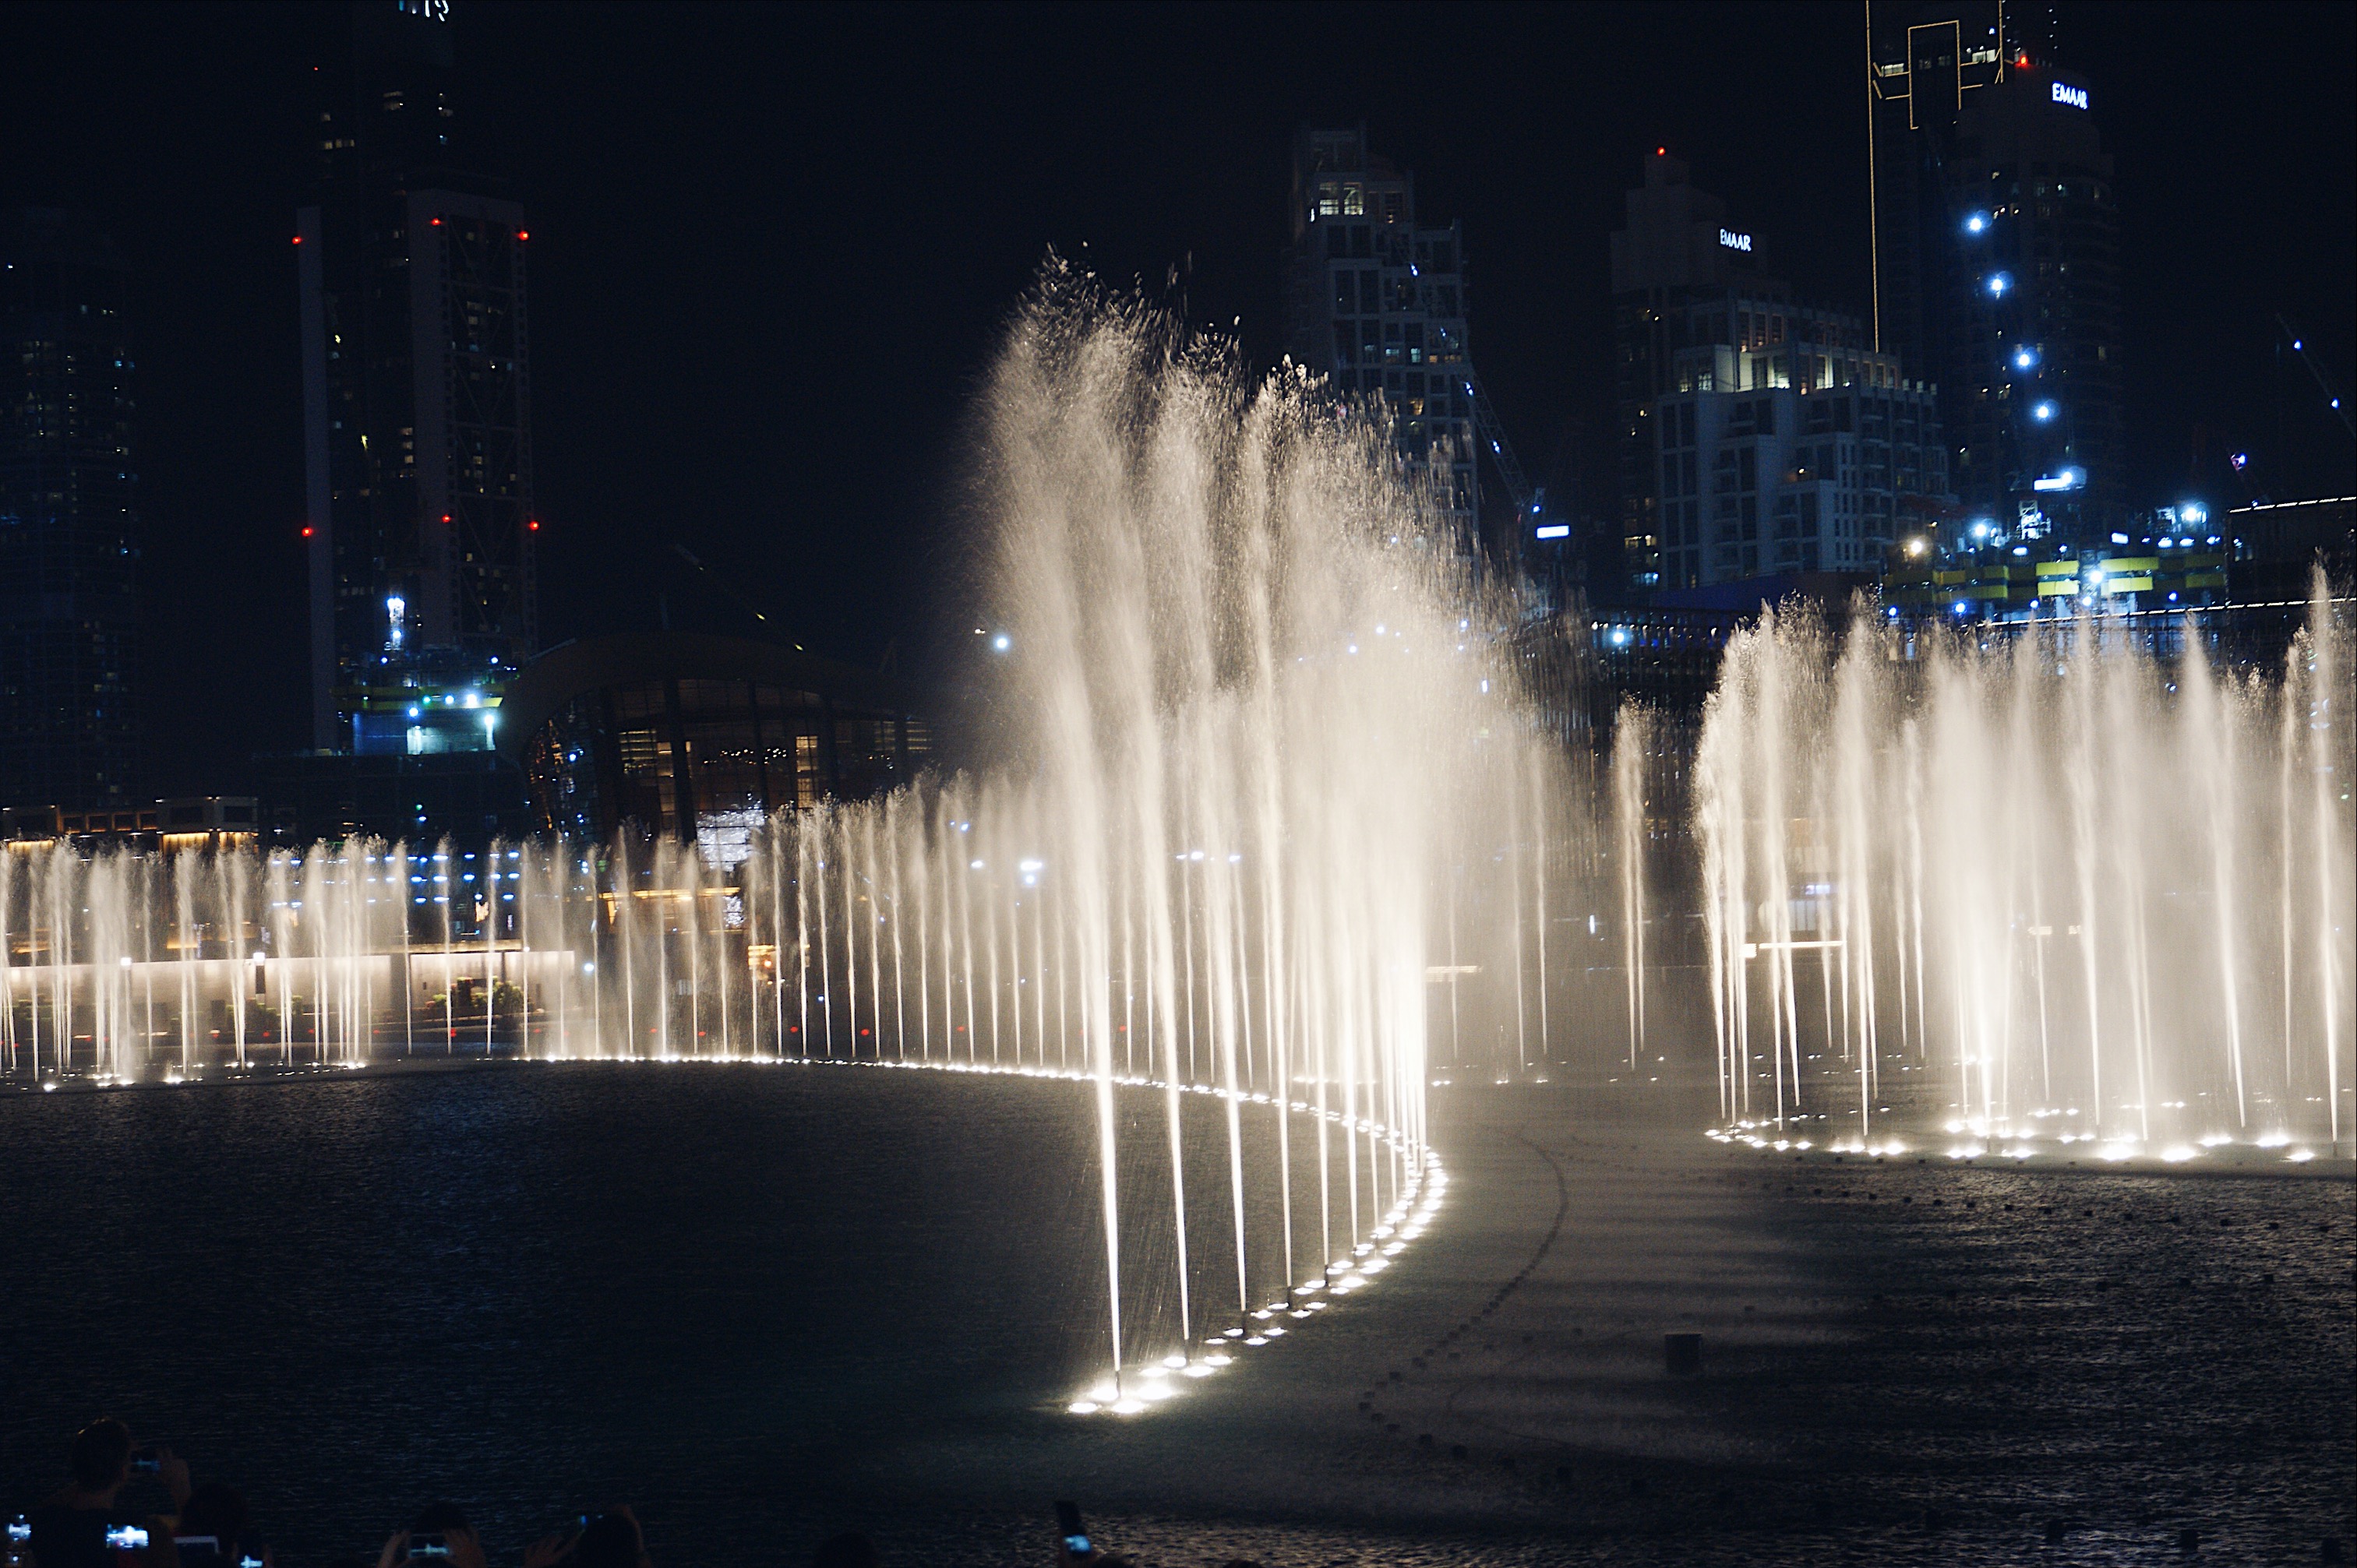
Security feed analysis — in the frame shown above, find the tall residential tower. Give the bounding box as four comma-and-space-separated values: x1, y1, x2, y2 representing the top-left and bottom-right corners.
300, 0, 536, 752
1282, 126, 1480, 544
0, 208, 140, 810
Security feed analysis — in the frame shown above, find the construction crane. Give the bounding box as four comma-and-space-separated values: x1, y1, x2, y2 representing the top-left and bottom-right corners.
2279, 315, 2355, 441
1459, 364, 1539, 523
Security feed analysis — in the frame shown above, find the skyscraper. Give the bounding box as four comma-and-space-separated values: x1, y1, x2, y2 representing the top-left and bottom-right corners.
1612, 153, 1949, 589
0, 207, 140, 810
1281, 126, 1479, 543
1871, 3, 2122, 539
300, 0, 535, 752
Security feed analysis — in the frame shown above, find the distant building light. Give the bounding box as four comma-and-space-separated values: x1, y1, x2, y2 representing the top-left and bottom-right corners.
2031, 468, 2083, 492
1533, 523, 1570, 540
1964, 212, 1988, 234
2013, 347, 2037, 370
1987, 273, 2013, 297
2032, 400, 2057, 421
2181, 502, 2207, 524
991, 633, 1011, 652
2052, 82, 2089, 111
2111, 531, 2130, 544
2229, 452, 2249, 470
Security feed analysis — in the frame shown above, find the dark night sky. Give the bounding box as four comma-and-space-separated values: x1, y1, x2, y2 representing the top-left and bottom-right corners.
5, 2, 2352, 794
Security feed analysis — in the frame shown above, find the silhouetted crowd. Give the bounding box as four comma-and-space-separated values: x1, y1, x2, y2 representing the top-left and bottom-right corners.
9, 1418, 1208, 1568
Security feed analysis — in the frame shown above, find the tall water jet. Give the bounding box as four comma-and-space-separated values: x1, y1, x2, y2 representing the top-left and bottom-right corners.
1696, 583, 2355, 1152
941, 270, 1558, 1372
1612, 701, 1652, 1070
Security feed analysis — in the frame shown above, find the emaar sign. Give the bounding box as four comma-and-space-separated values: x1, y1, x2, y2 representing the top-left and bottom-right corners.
2052, 81, 2089, 110
1718, 228, 1752, 252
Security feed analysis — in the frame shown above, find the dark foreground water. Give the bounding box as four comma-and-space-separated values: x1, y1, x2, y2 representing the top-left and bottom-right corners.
3, 1067, 2352, 1566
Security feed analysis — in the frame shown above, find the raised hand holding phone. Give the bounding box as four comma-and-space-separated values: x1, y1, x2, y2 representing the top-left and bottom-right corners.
1054, 1500, 1093, 1562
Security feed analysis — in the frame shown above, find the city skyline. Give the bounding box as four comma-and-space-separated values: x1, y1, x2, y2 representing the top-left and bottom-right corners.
2, 0, 2351, 795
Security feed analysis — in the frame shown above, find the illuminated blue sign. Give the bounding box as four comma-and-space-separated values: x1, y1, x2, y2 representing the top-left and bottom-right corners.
2052, 82, 2088, 110
1718, 228, 1752, 252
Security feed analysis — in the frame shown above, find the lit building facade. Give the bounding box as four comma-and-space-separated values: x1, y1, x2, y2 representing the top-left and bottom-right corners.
500, 632, 929, 846
1614, 154, 1949, 589
0, 208, 140, 811
299, 0, 536, 752
1652, 377, 1949, 587
1282, 126, 1477, 541
1871, 4, 2122, 539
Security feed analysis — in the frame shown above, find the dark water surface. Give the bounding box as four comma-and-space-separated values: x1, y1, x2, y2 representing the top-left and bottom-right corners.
2, 1064, 1120, 1563
5, 1069, 2353, 1566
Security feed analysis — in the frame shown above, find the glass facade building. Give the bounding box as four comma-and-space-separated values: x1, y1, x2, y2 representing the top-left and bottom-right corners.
1871, 5, 2122, 538
300, 0, 537, 749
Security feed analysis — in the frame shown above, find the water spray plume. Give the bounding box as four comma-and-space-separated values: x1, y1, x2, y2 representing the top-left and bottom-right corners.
1696, 579, 2353, 1156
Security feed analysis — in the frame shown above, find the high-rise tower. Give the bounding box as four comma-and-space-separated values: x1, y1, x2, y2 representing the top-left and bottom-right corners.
299, 0, 535, 752
1282, 126, 1479, 544
0, 208, 140, 810
1871, 2, 2122, 538
1611, 154, 1949, 589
